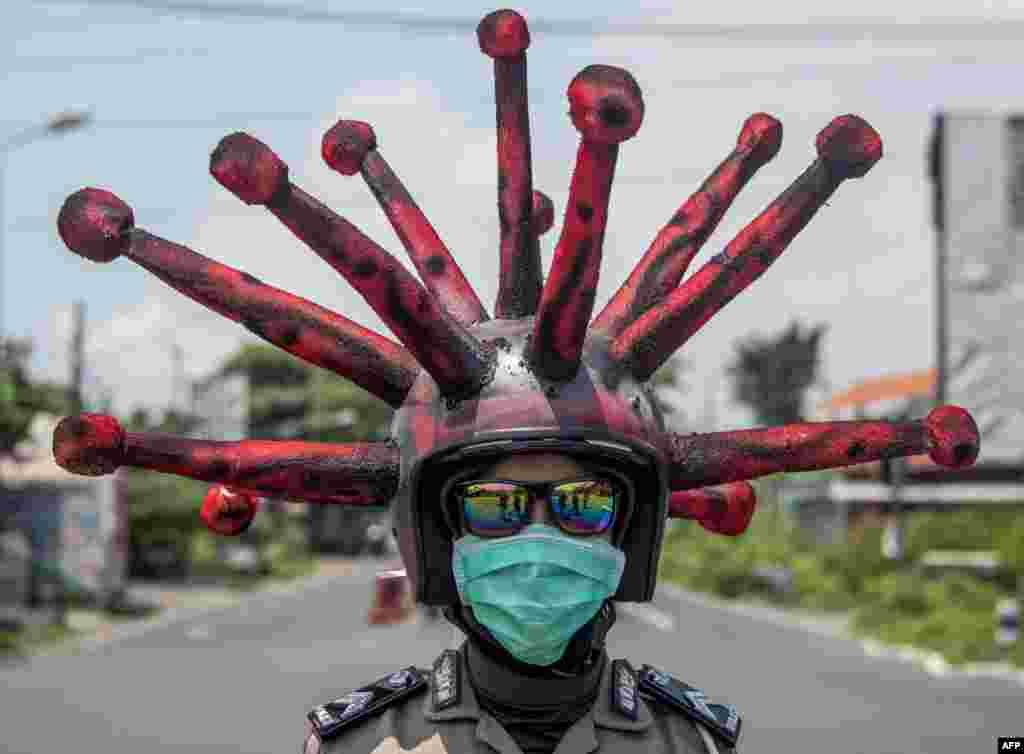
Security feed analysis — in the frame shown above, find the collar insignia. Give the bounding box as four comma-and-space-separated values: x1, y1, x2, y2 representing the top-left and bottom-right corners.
611, 659, 639, 720
432, 650, 460, 712
638, 664, 741, 748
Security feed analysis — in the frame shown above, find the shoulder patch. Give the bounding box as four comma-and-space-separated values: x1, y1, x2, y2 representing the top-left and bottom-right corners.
308, 667, 428, 741
638, 665, 741, 748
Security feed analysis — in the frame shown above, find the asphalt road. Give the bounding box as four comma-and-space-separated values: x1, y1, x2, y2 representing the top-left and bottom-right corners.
1, 558, 1020, 754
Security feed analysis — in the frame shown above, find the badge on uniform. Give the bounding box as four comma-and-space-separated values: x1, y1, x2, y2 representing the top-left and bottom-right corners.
611, 659, 639, 720
638, 665, 741, 748
308, 666, 428, 740
432, 650, 460, 712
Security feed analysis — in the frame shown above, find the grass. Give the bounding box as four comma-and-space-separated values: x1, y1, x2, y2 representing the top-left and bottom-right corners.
658, 486, 1024, 669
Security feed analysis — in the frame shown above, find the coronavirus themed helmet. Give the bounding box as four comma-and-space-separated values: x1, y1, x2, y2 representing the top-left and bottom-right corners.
52, 9, 980, 606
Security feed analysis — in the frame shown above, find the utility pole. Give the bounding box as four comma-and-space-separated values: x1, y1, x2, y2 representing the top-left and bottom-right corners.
69, 300, 85, 413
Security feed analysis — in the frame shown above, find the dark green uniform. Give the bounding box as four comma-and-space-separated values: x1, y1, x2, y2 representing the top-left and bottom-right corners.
304, 644, 739, 754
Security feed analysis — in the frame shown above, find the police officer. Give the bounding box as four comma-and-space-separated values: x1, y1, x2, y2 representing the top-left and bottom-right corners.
48, 6, 981, 754
309, 444, 743, 754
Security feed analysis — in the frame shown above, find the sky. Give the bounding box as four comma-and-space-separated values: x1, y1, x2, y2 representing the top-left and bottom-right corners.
5, 0, 1024, 439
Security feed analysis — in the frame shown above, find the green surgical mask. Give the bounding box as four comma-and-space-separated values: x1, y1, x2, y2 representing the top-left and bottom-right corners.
451, 523, 626, 666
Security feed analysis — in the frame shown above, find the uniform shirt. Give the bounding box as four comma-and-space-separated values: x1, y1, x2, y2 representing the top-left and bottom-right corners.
305, 644, 735, 754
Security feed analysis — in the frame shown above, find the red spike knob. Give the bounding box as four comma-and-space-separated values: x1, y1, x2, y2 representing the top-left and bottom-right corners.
53, 413, 125, 476
567, 65, 645, 145
925, 405, 980, 468
322, 120, 377, 177
477, 9, 530, 58
200, 485, 258, 536
531, 190, 554, 236
57, 188, 134, 263
210, 132, 290, 205
669, 482, 757, 536
815, 114, 883, 179
738, 113, 783, 165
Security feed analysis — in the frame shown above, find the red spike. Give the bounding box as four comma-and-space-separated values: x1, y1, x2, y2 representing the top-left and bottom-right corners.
665, 405, 979, 489
612, 115, 883, 380
478, 9, 544, 319
57, 188, 417, 407
531, 65, 644, 380
200, 486, 258, 536
531, 190, 554, 237
322, 120, 488, 326
53, 414, 399, 506
591, 114, 782, 339
668, 482, 756, 536
210, 133, 492, 398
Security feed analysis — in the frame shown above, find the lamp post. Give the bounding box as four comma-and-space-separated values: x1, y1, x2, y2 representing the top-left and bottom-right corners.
0, 110, 92, 336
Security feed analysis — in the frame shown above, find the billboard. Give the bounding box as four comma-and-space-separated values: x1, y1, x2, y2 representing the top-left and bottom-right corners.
934, 112, 1024, 464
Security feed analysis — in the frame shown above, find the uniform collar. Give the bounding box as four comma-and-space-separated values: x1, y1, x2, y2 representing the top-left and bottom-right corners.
422, 645, 652, 742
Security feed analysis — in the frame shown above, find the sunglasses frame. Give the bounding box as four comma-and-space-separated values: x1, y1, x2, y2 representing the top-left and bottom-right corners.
441, 466, 634, 541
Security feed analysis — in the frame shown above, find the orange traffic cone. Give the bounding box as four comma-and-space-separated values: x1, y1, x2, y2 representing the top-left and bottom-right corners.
367, 567, 415, 625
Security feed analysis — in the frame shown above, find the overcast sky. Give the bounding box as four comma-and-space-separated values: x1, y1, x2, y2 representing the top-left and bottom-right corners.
5, 0, 1024, 436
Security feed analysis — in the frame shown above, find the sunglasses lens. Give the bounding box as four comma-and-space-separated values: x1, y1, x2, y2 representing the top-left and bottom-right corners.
550, 479, 617, 536
459, 482, 530, 537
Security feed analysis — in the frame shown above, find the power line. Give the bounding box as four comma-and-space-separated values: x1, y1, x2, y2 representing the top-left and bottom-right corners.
31, 0, 1024, 41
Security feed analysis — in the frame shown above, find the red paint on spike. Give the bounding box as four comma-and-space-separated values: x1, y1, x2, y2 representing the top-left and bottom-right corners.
209, 132, 289, 205
531, 190, 554, 236
480, 10, 543, 319
531, 65, 643, 380
591, 114, 782, 339
668, 482, 756, 536
53, 413, 125, 476
323, 120, 489, 326
925, 405, 979, 468
56, 413, 399, 505
666, 408, 970, 489
200, 486, 258, 536
612, 115, 882, 380
57, 188, 418, 406
57, 188, 134, 263
210, 132, 492, 398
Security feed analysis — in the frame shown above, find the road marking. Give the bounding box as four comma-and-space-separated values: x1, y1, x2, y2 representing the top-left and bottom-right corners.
185, 624, 212, 640
619, 602, 674, 631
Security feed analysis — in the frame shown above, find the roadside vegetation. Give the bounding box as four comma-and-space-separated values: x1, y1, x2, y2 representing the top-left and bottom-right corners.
658, 480, 1024, 669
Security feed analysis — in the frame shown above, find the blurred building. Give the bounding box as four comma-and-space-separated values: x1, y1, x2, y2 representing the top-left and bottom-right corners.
0, 414, 126, 625
788, 369, 1024, 545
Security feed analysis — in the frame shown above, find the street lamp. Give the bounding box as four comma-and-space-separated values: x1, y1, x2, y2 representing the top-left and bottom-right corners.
0, 110, 92, 336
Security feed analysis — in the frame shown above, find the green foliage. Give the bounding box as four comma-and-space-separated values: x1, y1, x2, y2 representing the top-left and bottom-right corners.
659, 501, 1023, 668
727, 320, 826, 426
217, 343, 391, 441
0, 338, 71, 452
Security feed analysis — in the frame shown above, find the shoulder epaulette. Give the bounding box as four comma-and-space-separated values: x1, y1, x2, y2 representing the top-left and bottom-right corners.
638, 664, 741, 748
308, 667, 429, 740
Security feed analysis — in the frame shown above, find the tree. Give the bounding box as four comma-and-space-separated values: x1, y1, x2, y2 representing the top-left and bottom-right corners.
0, 337, 71, 454
216, 343, 392, 442
727, 321, 827, 426
650, 354, 691, 424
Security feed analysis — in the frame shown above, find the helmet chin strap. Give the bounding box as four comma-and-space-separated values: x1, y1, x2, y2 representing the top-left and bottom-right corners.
442, 600, 617, 678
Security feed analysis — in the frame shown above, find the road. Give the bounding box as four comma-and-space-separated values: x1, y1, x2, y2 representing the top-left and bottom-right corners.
1, 557, 1020, 753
